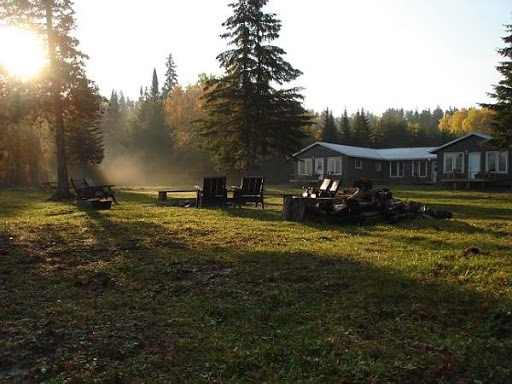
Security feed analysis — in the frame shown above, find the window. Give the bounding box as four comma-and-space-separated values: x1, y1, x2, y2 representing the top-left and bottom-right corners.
354, 158, 362, 169
315, 158, 325, 175
413, 161, 427, 177
486, 151, 508, 173
375, 161, 382, 172
444, 152, 464, 174
298, 158, 313, 175
327, 157, 342, 175
390, 161, 403, 177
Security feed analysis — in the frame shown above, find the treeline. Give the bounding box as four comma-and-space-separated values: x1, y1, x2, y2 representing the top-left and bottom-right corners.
1, 62, 496, 186
313, 106, 494, 149
100, 55, 216, 185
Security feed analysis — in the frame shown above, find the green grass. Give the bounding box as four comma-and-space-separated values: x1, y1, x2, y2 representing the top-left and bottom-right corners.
1, 185, 511, 383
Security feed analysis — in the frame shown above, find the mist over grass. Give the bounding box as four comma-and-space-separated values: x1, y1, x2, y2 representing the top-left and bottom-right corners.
97, 149, 221, 187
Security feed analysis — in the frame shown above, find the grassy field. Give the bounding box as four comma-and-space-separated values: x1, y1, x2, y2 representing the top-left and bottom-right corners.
1, 185, 511, 383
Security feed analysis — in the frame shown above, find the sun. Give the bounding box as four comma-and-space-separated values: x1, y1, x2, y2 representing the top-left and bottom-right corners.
0, 26, 48, 81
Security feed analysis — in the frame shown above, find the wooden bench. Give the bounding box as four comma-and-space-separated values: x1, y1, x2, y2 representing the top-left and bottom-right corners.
158, 189, 195, 201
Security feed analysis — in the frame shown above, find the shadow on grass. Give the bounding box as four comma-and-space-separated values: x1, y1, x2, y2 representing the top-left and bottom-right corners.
0, 188, 64, 218
2, 189, 512, 381
2, 245, 512, 382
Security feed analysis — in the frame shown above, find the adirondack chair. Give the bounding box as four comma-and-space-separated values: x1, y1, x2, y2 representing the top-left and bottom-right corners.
324, 179, 341, 198
70, 178, 94, 199
195, 177, 228, 208
233, 176, 265, 209
303, 178, 332, 198
84, 177, 117, 204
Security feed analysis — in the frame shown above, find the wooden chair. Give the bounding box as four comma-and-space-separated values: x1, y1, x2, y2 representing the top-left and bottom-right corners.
233, 176, 265, 209
195, 177, 228, 208
71, 178, 116, 203
324, 179, 341, 198
303, 178, 332, 198
84, 177, 117, 204
70, 178, 93, 199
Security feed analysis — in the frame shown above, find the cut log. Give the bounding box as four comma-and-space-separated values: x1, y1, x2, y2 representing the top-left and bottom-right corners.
282, 196, 314, 222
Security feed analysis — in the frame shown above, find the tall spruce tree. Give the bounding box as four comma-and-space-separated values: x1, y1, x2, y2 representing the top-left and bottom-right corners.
339, 108, 352, 145
131, 71, 171, 160
65, 77, 105, 165
150, 68, 160, 101
1, 0, 102, 198
198, 0, 310, 172
352, 108, 372, 147
319, 107, 338, 143
162, 53, 178, 99
481, 22, 512, 149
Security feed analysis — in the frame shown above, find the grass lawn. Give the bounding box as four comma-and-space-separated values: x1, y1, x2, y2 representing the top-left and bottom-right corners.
1, 185, 511, 383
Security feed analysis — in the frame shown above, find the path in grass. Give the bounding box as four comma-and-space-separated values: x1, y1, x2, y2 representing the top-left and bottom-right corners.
1, 186, 511, 383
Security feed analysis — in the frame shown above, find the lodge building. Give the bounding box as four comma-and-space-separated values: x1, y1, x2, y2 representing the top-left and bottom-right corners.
291, 133, 512, 187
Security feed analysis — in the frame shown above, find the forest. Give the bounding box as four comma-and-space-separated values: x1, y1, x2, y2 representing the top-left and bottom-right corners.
0, 59, 496, 187
0, 0, 503, 188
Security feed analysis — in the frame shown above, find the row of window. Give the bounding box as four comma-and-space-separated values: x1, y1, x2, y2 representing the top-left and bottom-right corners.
444, 151, 508, 174
389, 161, 427, 177
298, 157, 342, 175
298, 157, 428, 177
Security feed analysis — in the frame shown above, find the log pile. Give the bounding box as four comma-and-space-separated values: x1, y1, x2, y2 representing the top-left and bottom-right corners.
283, 183, 452, 225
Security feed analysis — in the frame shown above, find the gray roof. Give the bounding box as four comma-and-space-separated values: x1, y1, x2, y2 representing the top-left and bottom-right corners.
429, 132, 492, 153
293, 142, 437, 161
377, 147, 437, 160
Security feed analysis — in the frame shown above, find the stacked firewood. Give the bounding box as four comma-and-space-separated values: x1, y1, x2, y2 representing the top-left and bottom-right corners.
283, 179, 453, 224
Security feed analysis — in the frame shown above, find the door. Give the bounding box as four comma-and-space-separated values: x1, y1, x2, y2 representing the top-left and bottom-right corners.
314, 158, 324, 177
431, 161, 437, 183
468, 152, 481, 179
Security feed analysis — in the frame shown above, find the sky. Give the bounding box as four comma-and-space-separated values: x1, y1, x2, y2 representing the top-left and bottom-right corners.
73, 0, 511, 116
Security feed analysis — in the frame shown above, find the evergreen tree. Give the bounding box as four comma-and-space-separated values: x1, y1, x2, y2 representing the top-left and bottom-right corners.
65, 77, 105, 165
319, 107, 338, 143
150, 68, 160, 101
131, 71, 172, 160
481, 22, 512, 149
352, 109, 372, 147
339, 108, 352, 145
103, 90, 120, 147
1, 0, 102, 198
376, 108, 409, 147
198, 0, 310, 172
162, 53, 178, 99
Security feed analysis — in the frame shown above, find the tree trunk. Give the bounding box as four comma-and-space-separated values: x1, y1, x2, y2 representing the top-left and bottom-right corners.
45, 0, 71, 199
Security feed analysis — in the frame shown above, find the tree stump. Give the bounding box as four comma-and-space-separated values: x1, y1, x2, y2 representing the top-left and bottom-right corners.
282, 195, 314, 222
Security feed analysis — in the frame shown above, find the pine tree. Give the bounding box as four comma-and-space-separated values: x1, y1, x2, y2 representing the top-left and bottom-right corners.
162, 53, 178, 99
150, 68, 160, 101
481, 22, 512, 149
339, 108, 351, 145
131, 71, 171, 160
373, 108, 409, 147
103, 90, 119, 147
319, 108, 338, 143
65, 77, 105, 165
198, 0, 310, 172
352, 109, 372, 147
1, 0, 102, 198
